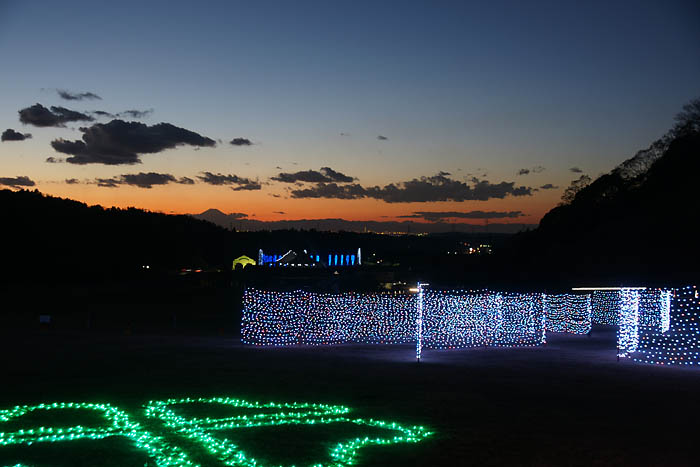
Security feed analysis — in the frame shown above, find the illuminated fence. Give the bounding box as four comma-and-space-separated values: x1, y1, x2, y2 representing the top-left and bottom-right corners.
543, 294, 592, 334
421, 290, 546, 349
590, 289, 670, 330
242, 288, 546, 350
591, 291, 620, 325
639, 288, 671, 332
242, 289, 415, 346
633, 285, 700, 366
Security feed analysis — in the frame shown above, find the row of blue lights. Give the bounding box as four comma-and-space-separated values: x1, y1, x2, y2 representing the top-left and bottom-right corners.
259, 254, 357, 266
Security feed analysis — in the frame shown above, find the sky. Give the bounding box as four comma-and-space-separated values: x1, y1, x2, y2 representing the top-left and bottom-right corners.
1, 0, 699, 231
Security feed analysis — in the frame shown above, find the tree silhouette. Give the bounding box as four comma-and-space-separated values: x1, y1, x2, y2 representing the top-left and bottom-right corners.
673, 97, 700, 136
559, 174, 591, 205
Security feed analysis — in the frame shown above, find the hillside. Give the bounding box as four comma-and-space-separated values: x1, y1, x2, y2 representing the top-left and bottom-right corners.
507, 123, 700, 284
0, 189, 234, 280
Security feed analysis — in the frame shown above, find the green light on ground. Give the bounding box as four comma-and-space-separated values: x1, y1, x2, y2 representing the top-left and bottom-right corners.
1, 397, 433, 467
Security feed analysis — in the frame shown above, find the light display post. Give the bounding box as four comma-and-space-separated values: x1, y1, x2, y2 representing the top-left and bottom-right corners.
617, 288, 640, 358
411, 282, 428, 362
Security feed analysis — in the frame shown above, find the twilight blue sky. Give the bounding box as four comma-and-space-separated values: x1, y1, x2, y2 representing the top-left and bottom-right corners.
0, 0, 698, 226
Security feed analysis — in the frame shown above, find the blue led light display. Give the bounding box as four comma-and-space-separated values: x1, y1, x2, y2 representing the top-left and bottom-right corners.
633, 285, 700, 365
617, 289, 640, 357
591, 291, 620, 325
544, 294, 592, 334
421, 290, 546, 349
242, 288, 546, 350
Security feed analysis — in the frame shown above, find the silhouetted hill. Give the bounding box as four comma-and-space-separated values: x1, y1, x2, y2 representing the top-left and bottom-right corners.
506, 130, 700, 284
193, 209, 535, 234
0, 189, 511, 286
1, 189, 234, 280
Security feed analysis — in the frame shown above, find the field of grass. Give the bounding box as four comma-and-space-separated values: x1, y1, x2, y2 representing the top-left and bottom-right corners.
1, 327, 699, 466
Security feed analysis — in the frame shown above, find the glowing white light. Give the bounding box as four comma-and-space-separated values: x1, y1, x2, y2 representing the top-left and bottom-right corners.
617, 289, 640, 358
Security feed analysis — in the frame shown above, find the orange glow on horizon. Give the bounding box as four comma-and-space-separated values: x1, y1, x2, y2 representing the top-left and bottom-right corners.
32, 181, 560, 226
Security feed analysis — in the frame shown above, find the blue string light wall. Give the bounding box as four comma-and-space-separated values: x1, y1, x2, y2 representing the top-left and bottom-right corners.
421, 290, 546, 349
544, 294, 592, 334
591, 291, 620, 325
633, 285, 700, 365
242, 289, 415, 346
638, 288, 671, 332
242, 288, 546, 350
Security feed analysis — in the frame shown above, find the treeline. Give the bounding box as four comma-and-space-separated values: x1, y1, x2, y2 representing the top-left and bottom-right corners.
1, 189, 235, 280
501, 99, 700, 285
0, 188, 505, 283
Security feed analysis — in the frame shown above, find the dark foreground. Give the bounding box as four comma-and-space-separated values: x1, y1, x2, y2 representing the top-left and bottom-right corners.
1, 328, 699, 466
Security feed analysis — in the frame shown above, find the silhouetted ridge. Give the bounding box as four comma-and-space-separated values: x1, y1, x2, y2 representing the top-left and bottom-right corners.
0, 189, 232, 279
507, 127, 700, 284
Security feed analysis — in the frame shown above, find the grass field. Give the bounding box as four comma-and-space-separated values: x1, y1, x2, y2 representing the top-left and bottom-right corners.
1, 327, 699, 466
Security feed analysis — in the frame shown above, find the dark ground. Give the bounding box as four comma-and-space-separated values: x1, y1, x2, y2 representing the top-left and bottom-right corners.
1, 327, 699, 466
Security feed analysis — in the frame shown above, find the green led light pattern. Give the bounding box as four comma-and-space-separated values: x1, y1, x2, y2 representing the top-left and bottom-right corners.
1, 398, 432, 467
0, 401, 196, 467
144, 397, 432, 467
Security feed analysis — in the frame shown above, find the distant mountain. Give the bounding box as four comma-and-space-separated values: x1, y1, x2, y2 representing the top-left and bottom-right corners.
192, 210, 536, 234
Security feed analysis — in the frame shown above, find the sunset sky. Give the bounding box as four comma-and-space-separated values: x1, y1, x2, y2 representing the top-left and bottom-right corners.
1, 0, 699, 230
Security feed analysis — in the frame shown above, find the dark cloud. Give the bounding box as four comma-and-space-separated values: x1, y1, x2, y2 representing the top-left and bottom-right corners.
272, 167, 355, 184
51, 119, 216, 165
289, 183, 368, 200
377, 135, 388, 140
118, 109, 153, 119
0, 176, 36, 188
45, 156, 64, 163
1, 129, 32, 141
120, 172, 178, 188
289, 173, 533, 203
19, 104, 94, 127
399, 210, 524, 221
89, 172, 196, 189
231, 182, 262, 191
273, 211, 286, 214
518, 166, 545, 176
57, 89, 102, 101
539, 183, 559, 190
89, 109, 153, 119
65, 178, 79, 184
570, 167, 583, 173
230, 137, 253, 146
197, 172, 261, 191
96, 177, 120, 188
91, 110, 115, 118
